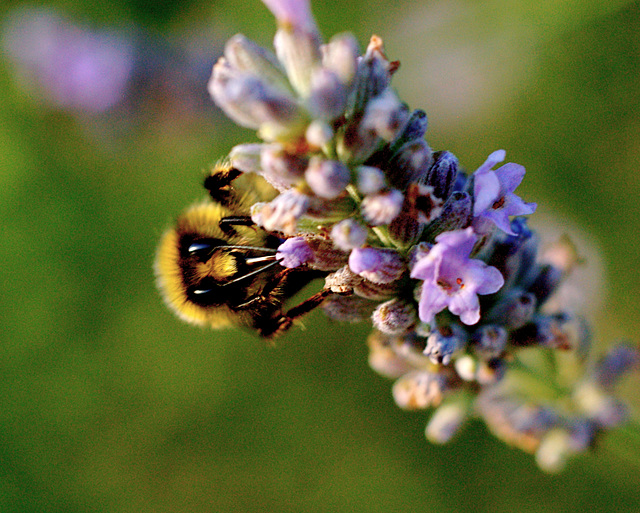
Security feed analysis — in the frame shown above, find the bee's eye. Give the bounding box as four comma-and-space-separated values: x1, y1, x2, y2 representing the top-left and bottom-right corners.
182, 237, 226, 260
188, 241, 213, 255
188, 278, 222, 306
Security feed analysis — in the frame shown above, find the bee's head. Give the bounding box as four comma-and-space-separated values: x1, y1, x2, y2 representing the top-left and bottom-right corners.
154, 203, 279, 327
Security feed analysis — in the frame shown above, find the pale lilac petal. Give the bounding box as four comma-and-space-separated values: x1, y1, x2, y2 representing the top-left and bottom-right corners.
448, 290, 480, 325
502, 193, 537, 217
434, 227, 477, 257
467, 261, 504, 295
482, 208, 514, 235
474, 149, 506, 175
419, 287, 449, 323
410, 254, 438, 282
494, 163, 526, 193
473, 170, 501, 215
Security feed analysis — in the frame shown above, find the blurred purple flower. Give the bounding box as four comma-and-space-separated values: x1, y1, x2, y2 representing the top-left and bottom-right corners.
473, 150, 537, 235
411, 227, 504, 325
2, 7, 134, 113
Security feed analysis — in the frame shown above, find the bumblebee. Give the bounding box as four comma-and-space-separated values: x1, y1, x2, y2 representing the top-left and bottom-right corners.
154, 162, 329, 338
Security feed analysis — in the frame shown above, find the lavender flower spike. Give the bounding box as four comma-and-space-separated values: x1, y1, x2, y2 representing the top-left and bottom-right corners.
473, 150, 537, 235
411, 228, 504, 325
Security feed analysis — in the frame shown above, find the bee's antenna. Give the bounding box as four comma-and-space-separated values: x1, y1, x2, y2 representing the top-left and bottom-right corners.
221, 260, 281, 286
220, 245, 278, 253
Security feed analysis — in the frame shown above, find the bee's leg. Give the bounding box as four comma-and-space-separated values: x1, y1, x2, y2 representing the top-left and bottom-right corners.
283, 289, 332, 322
260, 288, 333, 338
218, 216, 254, 238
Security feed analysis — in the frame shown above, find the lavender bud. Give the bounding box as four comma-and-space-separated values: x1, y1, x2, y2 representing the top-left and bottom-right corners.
224, 34, 290, 93
387, 184, 442, 246
353, 277, 400, 300
305, 120, 334, 148
323, 294, 377, 323
321, 33, 359, 87
592, 343, 640, 390
423, 192, 472, 240
251, 189, 309, 234
509, 313, 590, 352
276, 237, 314, 268
372, 298, 417, 335
260, 144, 307, 191
424, 325, 466, 365
273, 25, 321, 98
426, 150, 458, 200
356, 166, 386, 195
367, 330, 414, 378
348, 247, 405, 284
360, 88, 409, 142
305, 157, 350, 199
535, 429, 574, 473
473, 325, 508, 359
361, 189, 404, 225
392, 370, 448, 410
527, 263, 563, 306
454, 355, 478, 382
486, 292, 537, 330
426, 402, 469, 444
389, 109, 428, 151
307, 68, 347, 120
209, 58, 305, 140
324, 265, 363, 294
386, 139, 433, 190
486, 218, 537, 289
352, 35, 395, 113
330, 219, 369, 251
229, 143, 263, 173
262, 0, 317, 33
574, 381, 628, 428
301, 233, 349, 271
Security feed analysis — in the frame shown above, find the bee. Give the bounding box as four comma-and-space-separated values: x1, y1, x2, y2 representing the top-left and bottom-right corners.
154, 162, 330, 338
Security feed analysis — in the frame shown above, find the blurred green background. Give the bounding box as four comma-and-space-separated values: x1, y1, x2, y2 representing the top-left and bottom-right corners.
1, 0, 640, 511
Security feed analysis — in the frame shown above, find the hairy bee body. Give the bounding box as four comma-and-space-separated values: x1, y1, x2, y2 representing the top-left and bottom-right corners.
155, 163, 327, 338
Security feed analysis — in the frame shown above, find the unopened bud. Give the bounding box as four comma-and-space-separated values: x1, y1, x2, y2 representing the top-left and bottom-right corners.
386, 139, 433, 190
305, 157, 350, 199
426, 401, 469, 444
228, 143, 263, 174
426, 150, 458, 200
360, 88, 409, 142
321, 32, 359, 87
361, 189, 404, 225
473, 324, 508, 358
424, 324, 466, 365
372, 298, 417, 334
392, 370, 447, 410
348, 247, 405, 284
356, 166, 386, 195
260, 144, 307, 191
307, 68, 347, 120
224, 34, 290, 93
330, 218, 369, 251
